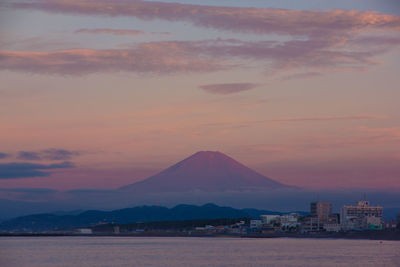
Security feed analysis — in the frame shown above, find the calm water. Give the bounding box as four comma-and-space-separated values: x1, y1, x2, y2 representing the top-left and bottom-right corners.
0, 237, 399, 267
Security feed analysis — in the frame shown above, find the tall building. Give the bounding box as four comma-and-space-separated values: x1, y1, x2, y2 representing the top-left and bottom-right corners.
340, 200, 383, 230
301, 202, 334, 232
310, 202, 332, 223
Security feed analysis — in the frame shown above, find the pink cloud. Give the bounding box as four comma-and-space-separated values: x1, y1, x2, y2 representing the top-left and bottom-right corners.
0, 38, 395, 75
0, 42, 227, 75
8, 1, 400, 35
351, 35, 400, 48
199, 83, 258, 95
74, 28, 145, 36
195, 39, 386, 73
2, 1, 400, 75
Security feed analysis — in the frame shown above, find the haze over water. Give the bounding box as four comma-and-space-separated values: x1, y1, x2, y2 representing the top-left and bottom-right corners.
1, 237, 399, 267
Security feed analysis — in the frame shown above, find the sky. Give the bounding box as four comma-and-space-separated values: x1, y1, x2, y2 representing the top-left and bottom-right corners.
0, 0, 400, 191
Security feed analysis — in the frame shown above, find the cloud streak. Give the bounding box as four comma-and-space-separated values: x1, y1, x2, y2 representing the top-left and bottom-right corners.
0, 37, 395, 75
199, 83, 258, 95
280, 72, 322, 81
265, 115, 383, 123
0, 42, 226, 75
74, 28, 145, 36
204, 115, 383, 129
17, 148, 81, 161
7, 1, 400, 36
74, 28, 170, 37
17, 151, 42, 161
0, 162, 73, 179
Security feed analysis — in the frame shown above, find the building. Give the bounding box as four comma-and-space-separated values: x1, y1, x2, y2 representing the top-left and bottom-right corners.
280, 213, 299, 225
363, 216, 382, 230
340, 200, 383, 230
323, 223, 341, 232
383, 220, 397, 230
341, 201, 383, 221
250, 220, 263, 229
260, 215, 280, 225
300, 216, 319, 232
76, 228, 93, 234
300, 202, 334, 232
327, 213, 340, 224
311, 202, 332, 223
280, 213, 299, 231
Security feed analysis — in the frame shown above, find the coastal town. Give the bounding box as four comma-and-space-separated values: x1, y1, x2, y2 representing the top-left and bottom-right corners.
199, 200, 397, 235
70, 199, 399, 239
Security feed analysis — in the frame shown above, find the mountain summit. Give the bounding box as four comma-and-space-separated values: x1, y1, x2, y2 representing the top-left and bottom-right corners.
120, 151, 293, 192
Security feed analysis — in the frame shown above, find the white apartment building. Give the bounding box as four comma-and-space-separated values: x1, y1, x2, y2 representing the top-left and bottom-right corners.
340, 200, 383, 230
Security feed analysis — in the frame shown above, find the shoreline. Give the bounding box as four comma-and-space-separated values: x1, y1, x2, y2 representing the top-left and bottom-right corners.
1, 231, 399, 241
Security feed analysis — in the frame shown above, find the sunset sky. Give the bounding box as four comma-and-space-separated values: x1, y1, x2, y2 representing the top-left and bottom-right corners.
1, 0, 400, 191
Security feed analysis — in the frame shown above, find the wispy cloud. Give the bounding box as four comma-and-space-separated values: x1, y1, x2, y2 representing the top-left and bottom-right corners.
17, 148, 81, 161
2, 1, 400, 75
17, 151, 41, 161
0, 42, 226, 75
0, 36, 79, 51
265, 115, 383, 123
203, 115, 383, 129
7, 1, 400, 35
0, 152, 9, 159
74, 28, 170, 37
280, 72, 322, 81
199, 83, 258, 95
74, 28, 145, 36
0, 162, 73, 179
151, 32, 171, 36
0, 37, 394, 75
0, 187, 58, 193
351, 35, 400, 47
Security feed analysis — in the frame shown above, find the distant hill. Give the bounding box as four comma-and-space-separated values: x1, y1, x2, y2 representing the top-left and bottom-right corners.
120, 151, 295, 192
0, 203, 306, 232
0, 197, 79, 220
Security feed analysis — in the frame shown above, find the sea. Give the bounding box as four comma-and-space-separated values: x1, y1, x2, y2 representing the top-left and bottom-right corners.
0, 237, 399, 267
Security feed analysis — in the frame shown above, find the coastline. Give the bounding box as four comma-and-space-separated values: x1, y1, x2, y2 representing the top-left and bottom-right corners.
1, 231, 399, 241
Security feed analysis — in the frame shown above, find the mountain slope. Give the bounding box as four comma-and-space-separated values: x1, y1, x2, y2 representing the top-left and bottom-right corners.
120, 151, 293, 192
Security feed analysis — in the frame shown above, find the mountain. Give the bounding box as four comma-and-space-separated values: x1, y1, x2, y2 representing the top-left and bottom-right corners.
120, 151, 293, 192
0, 197, 81, 220
0, 203, 305, 232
